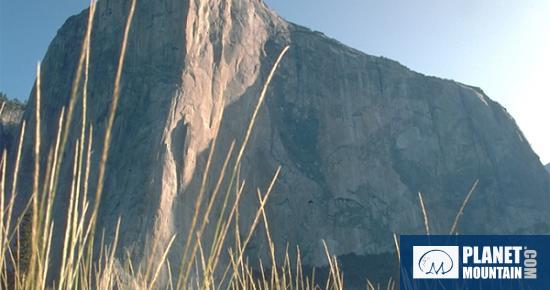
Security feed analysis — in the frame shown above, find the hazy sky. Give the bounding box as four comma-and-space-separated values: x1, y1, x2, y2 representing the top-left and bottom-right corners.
0, 0, 548, 163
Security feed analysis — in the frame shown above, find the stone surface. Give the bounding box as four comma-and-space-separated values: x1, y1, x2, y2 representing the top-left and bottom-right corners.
0, 97, 24, 154
12, 0, 550, 286
546, 163, 550, 174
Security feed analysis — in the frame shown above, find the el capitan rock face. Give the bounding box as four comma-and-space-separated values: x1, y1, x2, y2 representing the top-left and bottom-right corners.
14, 0, 550, 285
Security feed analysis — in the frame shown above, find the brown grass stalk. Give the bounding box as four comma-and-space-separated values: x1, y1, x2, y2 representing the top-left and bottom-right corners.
417, 192, 430, 235
90, 0, 135, 240
449, 179, 479, 235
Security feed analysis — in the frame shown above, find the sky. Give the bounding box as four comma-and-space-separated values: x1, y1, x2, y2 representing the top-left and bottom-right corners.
0, 0, 548, 164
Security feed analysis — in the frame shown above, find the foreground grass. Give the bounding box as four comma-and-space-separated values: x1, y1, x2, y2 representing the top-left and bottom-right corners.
1, 1, 479, 289
0, 1, 367, 289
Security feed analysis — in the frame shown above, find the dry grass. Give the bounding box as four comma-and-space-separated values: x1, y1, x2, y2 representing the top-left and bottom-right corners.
449, 180, 479, 235
417, 192, 429, 235
0, 2, 350, 289
0, 0, 482, 289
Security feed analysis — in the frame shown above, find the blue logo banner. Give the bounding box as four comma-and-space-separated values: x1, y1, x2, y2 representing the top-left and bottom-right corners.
400, 235, 550, 290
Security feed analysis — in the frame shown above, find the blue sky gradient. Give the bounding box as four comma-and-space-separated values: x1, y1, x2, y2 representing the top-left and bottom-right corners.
0, 0, 548, 163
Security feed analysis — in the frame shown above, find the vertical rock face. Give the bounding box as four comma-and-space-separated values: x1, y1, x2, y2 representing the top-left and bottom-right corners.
546, 164, 550, 174
14, 0, 550, 285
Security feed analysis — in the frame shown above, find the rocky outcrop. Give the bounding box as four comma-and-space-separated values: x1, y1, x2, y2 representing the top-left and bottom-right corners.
546, 164, 550, 174
0, 97, 25, 154
14, 0, 550, 286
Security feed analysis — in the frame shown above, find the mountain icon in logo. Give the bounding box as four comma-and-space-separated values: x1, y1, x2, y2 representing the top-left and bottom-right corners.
413, 246, 459, 279
418, 249, 454, 275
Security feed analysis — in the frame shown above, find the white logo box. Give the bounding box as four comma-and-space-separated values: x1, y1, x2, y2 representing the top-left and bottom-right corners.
413, 246, 459, 279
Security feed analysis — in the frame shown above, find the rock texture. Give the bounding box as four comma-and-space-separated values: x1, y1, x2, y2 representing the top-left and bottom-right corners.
0, 97, 24, 154
546, 163, 550, 174
14, 0, 550, 286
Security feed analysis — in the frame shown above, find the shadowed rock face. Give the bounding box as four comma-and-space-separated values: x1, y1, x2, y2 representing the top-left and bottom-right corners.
546, 164, 550, 174
13, 0, 550, 285
0, 98, 24, 153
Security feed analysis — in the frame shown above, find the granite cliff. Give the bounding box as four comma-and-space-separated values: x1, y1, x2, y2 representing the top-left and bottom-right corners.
0, 96, 25, 154
10, 0, 550, 286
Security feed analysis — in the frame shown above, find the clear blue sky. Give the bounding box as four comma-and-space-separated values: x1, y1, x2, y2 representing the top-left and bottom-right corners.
0, 0, 548, 164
